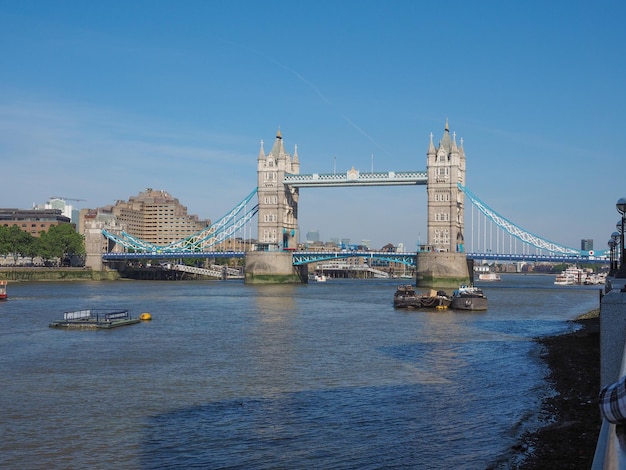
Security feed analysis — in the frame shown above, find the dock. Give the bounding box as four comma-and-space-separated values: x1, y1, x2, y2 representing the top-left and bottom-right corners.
49, 308, 140, 329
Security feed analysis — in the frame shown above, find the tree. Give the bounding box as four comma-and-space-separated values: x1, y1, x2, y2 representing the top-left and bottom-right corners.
0, 225, 10, 257
41, 224, 86, 263
4, 225, 34, 265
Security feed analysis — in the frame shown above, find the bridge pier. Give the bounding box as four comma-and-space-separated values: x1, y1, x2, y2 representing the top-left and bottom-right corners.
415, 252, 471, 289
244, 252, 307, 284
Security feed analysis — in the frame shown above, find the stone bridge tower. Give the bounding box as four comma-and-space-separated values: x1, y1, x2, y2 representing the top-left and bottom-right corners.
417, 120, 470, 288
426, 119, 466, 252
246, 129, 304, 283
256, 128, 300, 250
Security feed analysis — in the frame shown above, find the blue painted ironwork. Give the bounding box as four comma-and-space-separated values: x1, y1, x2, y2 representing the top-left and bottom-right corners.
284, 170, 427, 187
466, 252, 608, 264
102, 251, 245, 260
102, 188, 258, 252
291, 251, 416, 266
100, 184, 608, 263
458, 183, 606, 257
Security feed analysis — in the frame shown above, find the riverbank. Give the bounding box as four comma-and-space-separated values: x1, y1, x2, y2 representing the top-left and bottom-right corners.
513, 309, 601, 468
0, 267, 120, 281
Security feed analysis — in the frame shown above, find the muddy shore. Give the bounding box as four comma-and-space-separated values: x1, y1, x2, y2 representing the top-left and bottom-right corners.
512, 310, 601, 468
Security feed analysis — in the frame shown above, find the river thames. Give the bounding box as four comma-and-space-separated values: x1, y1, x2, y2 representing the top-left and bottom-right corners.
0, 274, 601, 469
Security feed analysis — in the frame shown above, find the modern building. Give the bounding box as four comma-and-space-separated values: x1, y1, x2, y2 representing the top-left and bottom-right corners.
306, 230, 320, 243
105, 188, 211, 246
34, 197, 81, 226
581, 239, 594, 251
0, 208, 72, 236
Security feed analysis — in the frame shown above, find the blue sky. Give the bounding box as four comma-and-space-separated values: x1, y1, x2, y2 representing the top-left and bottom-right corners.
1, 1, 624, 252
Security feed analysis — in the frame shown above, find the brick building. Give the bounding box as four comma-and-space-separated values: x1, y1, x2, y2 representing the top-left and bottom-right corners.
0, 209, 72, 236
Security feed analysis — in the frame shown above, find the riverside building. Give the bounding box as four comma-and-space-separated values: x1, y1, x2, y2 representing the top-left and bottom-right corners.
107, 188, 210, 246
0, 208, 72, 236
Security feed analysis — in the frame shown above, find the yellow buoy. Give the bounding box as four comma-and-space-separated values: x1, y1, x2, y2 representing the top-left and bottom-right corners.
140, 312, 152, 321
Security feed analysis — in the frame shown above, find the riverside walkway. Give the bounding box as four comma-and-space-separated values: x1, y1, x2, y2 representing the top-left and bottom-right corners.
592, 277, 626, 468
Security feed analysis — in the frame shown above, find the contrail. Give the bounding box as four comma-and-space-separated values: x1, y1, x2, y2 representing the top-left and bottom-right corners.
222, 39, 392, 157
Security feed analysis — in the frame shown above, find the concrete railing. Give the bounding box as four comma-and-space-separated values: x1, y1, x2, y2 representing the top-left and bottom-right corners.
592, 279, 626, 469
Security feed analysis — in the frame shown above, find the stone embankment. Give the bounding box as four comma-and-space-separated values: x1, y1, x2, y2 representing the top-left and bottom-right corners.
0, 268, 120, 281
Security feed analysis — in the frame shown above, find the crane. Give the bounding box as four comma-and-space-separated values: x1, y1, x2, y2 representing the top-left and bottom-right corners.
50, 196, 86, 202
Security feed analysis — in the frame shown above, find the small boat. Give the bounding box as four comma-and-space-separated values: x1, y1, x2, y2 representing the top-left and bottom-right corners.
478, 272, 501, 282
394, 285, 451, 309
451, 285, 488, 311
49, 308, 140, 329
0, 281, 7, 301
314, 274, 327, 282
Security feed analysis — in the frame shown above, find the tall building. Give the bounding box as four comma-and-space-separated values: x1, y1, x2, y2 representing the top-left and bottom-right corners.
306, 230, 320, 243
256, 129, 300, 250
426, 120, 466, 252
581, 239, 593, 251
109, 188, 210, 245
35, 197, 81, 226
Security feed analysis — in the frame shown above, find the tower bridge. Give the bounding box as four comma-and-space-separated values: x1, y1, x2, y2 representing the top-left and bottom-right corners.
97, 121, 603, 285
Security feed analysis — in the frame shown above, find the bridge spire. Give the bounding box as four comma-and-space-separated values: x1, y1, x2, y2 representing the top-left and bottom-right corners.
258, 139, 265, 160
427, 132, 436, 156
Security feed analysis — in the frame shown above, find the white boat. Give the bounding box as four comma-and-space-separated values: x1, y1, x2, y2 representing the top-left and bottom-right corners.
554, 266, 588, 285
584, 272, 608, 285
314, 274, 327, 282
478, 272, 501, 282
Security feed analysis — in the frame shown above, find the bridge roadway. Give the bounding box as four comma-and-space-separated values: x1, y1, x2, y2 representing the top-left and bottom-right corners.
101, 250, 609, 265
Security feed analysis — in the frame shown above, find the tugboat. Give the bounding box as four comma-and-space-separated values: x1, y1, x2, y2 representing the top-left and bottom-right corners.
451, 285, 488, 311
0, 281, 7, 301
394, 285, 451, 309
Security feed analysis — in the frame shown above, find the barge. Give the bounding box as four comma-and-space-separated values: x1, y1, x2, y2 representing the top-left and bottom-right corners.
394, 285, 451, 309
49, 308, 140, 329
451, 285, 488, 311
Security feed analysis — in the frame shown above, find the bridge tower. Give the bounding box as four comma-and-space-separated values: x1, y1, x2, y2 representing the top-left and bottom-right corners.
417, 120, 470, 288
256, 128, 300, 250
426, 119, 466, 252
245, 129, 304, 283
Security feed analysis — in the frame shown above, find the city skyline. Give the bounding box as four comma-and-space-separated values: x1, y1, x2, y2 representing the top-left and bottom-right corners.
1, 1, 624, 250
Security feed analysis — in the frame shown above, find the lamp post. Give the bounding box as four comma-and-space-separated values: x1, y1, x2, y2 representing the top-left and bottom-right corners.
616, 198, 626, 278
609, 239, 617, 276
611, 231, 620, 274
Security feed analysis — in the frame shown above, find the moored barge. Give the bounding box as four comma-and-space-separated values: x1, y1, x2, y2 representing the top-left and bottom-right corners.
394, 285, 451, 309
451, 285, 488, 311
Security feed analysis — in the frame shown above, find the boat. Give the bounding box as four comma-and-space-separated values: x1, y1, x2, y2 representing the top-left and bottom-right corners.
451, 285, 488, 311
554, 266, 588, 285
478, 272, 501, 282
0, 281, 6, 301
49, 308, 140, 329
394, 285, 451, 309
314, 274, 327, 282
584, 272, 607, 285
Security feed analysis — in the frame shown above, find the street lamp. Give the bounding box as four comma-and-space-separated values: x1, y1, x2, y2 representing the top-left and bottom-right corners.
611, 231, 620, 274
609, 238, 617, 276
616, 198, 626, 278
